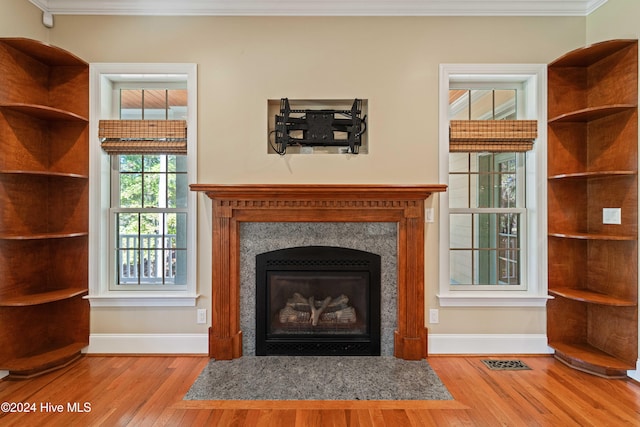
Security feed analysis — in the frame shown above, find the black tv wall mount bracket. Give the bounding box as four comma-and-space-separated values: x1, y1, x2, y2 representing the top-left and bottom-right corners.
272, 98, 367, 155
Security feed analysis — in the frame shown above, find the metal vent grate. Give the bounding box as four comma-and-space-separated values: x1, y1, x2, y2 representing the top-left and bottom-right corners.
481, 359, 531, 370
265, 259, 371, 267
265, 342, 373, 356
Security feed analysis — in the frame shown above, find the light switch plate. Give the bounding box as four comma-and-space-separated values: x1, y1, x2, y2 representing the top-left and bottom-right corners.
429, 309, 439, 324
603, 208, 621, 225
197, 309, 207, 324
425, 208, 434, 223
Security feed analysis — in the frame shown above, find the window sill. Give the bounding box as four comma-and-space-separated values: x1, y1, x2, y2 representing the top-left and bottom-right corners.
437, 293, 551, 307
86, 293, 200, 307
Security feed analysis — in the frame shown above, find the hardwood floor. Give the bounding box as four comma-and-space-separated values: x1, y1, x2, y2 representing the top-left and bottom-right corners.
1, 355, 639, 426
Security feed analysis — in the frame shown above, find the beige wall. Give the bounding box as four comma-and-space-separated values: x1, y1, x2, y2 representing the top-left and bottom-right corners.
587, 0, 640, 44
0, 0, 48, 40
5, 1, 594, 343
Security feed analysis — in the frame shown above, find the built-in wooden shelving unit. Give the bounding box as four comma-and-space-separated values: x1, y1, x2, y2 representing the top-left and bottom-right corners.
0, 38, 89, 379
547, 39, 638, 378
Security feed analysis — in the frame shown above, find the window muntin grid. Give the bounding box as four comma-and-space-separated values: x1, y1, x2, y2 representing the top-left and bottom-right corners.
448, 88, 526, 289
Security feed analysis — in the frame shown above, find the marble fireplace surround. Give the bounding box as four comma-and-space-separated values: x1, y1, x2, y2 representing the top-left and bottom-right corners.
190, 184, 446, 360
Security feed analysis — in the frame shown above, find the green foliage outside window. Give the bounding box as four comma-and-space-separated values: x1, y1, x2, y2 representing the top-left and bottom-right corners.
117, 154, 187, 236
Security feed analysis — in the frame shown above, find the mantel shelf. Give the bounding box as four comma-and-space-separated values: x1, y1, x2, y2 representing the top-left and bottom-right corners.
190, 184, 447, 201
548, 104, 636, 124
549, 288, 636, 306
0, 288, 87, 307
0, 103, 88, 122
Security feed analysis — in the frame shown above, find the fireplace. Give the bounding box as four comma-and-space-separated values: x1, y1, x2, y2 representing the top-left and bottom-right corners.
189, 184, 447, 360
255, 246, 381, 356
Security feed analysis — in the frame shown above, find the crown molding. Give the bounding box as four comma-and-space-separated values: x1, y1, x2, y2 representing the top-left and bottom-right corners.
29, 0, 608, 17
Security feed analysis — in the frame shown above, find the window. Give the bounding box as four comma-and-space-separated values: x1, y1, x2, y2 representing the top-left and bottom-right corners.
112, 154, 188, 288
449, 151, 526, 289
111, 88, 188, 289
89, 64, 198, 306
438, 64, 548, 307
448, 89, 526, 290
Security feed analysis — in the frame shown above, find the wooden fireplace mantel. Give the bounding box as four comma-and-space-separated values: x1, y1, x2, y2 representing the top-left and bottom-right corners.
190, 184, 447, 360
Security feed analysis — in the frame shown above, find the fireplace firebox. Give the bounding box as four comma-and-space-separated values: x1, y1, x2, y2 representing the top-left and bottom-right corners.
255, 246, 381, 356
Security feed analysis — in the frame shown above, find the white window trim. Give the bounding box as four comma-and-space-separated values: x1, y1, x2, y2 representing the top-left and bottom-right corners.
87, 63, 199, 307
438, 63, 549, 307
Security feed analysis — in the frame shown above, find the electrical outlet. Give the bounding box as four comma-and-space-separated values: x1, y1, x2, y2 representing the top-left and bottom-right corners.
197, 309, 207, 324
429, 308, 439, 324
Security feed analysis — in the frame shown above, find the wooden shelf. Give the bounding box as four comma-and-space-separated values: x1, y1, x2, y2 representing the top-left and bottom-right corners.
0, 170, 88, 179
0, 37, 87, 66
0, 103, 88, 122
548, 232, 636, 241
550, 342, 634, 379
0, 231, 88, 240
549, 288, 636, 306
549, 39, 638, 68
2, 343, 87, 379
0, 288, 88, 307
548, 104, 636, 124
548, 171, 636, 180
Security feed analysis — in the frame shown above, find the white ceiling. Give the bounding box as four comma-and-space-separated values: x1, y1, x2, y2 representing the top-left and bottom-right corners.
29, 0, 608, 17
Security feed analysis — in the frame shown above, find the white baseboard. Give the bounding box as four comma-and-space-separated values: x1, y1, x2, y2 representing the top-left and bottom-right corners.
86, 333, 549, 356
627, 360, 640, 382
428, 333, 554, 355
86, 333, 208, 354
7, 335, 637, 381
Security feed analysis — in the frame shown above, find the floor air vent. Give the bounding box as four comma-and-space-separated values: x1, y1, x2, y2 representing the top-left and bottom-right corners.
481, 359, 531, 371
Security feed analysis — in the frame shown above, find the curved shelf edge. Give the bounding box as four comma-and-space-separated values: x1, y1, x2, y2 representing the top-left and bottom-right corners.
549, 104, 636, 124
549, 288, 637, 306
0, 170, 89, 179
1, 37, 88, 66
548, 232, 637, 241
0, 231, 88, 240
0, 288, 88, 307
548, 171, 637, 180
549, 39, 637, 68
0, 103, 88, 122
1, 343, 87, 379
550, 342, 635, 379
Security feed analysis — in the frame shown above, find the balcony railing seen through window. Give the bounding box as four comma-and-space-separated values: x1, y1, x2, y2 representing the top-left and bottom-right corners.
117, 233, 186, 285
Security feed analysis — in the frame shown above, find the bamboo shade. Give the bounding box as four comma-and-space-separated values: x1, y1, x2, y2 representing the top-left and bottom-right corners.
99, 120, 187, 154
449, 120, 537, 152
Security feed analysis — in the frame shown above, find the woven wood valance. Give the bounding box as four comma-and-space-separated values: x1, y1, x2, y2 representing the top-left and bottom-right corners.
99, 120, 187, 154
449, 120, 537, 152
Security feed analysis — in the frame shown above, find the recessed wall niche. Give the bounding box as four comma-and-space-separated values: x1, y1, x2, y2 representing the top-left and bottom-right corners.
267, 98, 369, 154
